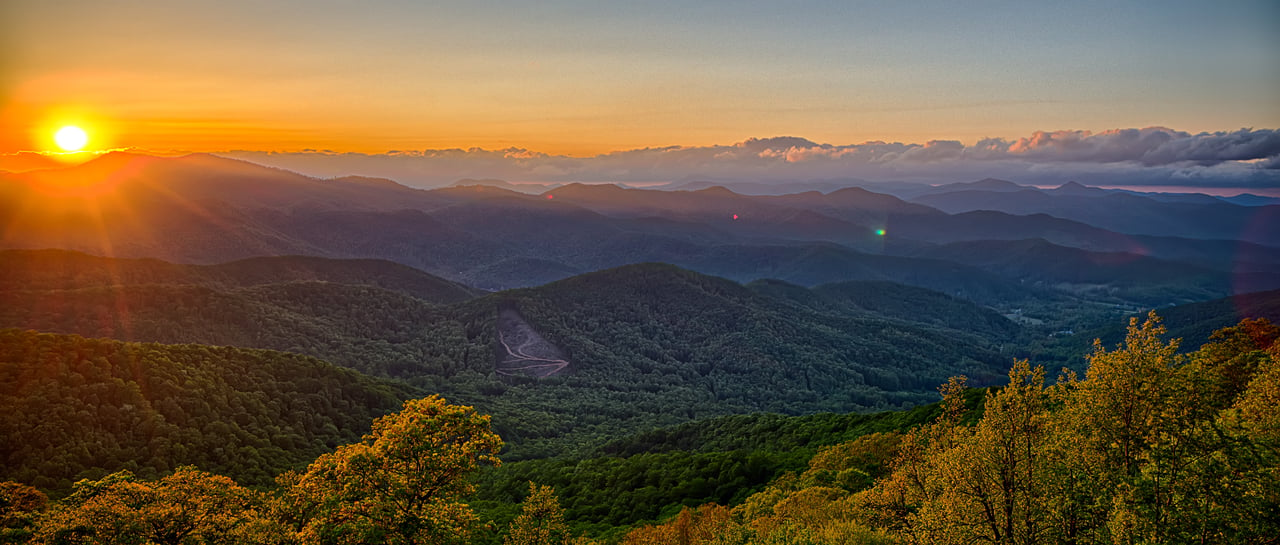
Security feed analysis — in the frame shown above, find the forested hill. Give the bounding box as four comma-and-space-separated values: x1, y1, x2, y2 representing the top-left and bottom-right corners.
444, 263, 1014, 457
0, 254, 1020, 460
1076, 288, 1280, 351
468, 262, 1015, 395
0, 280, 471, 378
794, 280, 1018, 342
0, 249, 481, 304
0, 329, 408, 493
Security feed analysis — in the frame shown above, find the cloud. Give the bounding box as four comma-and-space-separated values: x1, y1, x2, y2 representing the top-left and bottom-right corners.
877, 140, 965, 163
736, 136, 822, 154
221, 127, 1280, 190
1133, 128, 1280, 166
992, 127, 1280, 166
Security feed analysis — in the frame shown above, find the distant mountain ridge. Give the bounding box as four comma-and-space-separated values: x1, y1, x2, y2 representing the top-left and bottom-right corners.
901, 238, 1251, 305
907, 181, 1280, 245
0, 249, 480, 303
3, 152, 1273, 310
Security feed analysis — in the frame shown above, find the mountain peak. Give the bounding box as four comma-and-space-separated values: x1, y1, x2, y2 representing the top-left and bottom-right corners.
966, 178, 1024, 191
824, 186, 874, 196
1051, 181, 1104, 196
451, 178, 514, 189
689, 185, 739, 196
80, 150, 155, 166
329, 175, 409, 189
549, 182, 626, 195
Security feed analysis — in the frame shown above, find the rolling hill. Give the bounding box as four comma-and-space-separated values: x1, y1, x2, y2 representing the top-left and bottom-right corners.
1080, 289, 1280, 351
905, 238, 1243, 305
0, 249, 481, 303
0, 252, 1020, 459
0, 329, 408, 493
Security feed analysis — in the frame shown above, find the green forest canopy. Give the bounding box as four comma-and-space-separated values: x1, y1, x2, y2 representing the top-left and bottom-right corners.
1, 315, 1276, 544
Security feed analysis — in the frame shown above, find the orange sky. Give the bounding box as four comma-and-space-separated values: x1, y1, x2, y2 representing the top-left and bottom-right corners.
2, 1, 1277, 156
3, 68, 1091, 156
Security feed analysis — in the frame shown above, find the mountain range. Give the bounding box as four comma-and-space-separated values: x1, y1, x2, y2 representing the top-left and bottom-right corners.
5, 152, 1275, 311
5, 152, 1280, 542
908, 181, 1279, 244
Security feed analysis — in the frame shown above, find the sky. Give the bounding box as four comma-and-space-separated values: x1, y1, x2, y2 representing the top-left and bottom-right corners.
2, 1, 1278, 188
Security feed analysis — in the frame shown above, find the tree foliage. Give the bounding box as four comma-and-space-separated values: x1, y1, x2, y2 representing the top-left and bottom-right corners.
5, 314, 1278, 543
0, 329, 405, 493
504, 482, 577, 545
285, 396, 502, 545
11, 396, 501, 544
621, 314, 1280, 545
32, 467, 278, 545
849, 314, 1280, 544
0, 481, 46, 543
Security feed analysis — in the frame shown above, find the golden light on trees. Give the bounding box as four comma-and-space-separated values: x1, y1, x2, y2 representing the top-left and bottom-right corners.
289, 395, 503, 544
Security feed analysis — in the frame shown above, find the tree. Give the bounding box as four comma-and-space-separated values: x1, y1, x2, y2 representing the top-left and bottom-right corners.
32, 467, 267, 545
860, 362, 1053, 545
0, 481, 46, 544
802, 432, 902, 492
855, 376, 971, 543
1070, 312, 1183, 478
504, 482, 573, 545
1195, 318, 1279, 406
291, 395, 502, 544
1049, 311, 1198, 544
932, 360, 1052, 544
1197, 343, 1280, 543
266, 470, 322, 536
622, 504, 742, 545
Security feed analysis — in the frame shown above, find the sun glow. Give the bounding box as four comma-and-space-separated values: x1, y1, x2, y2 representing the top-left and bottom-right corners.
54, 126, 89, 151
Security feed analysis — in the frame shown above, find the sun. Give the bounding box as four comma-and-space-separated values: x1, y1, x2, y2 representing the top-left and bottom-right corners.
54, 126, 89, 152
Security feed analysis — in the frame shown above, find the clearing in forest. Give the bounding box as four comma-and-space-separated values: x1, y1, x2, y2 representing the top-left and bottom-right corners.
495, 307, 569, 378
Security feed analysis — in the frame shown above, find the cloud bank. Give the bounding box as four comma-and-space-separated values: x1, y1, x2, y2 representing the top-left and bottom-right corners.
223, 127, 1280, 191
